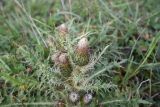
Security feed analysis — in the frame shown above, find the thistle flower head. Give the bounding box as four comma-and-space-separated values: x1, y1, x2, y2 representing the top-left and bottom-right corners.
58, 53, 68, 64
51, 52, 61, 64
52, 52, 68, 65
57, 23, 68, 36
83, 93, 93, 105
55, 100, 65, 107
52, 52, 72, 77
77, 37, 89, 53
68, 91, 80, 103
73, 37, 90, 66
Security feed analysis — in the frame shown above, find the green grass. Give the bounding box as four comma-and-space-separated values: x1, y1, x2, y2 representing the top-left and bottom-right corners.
0, 0, 160, 107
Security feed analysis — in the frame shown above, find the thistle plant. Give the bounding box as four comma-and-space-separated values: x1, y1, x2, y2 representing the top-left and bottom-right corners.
0, 22, 119, 106
1, 0, 157, 107
41, 24, 118, 106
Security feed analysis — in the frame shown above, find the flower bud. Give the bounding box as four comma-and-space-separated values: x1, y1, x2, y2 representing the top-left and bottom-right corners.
68, 91, 80, 104
74, 38, 89, 66
57, 24, 68, 36
26, 65, 32, 73
83, 93, 93, 105
77, 38, 89, 52
52, 52, 72, 77
55, 100, 65, 107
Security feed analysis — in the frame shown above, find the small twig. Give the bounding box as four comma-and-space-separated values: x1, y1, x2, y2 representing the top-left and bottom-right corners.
136, 79, 151, 94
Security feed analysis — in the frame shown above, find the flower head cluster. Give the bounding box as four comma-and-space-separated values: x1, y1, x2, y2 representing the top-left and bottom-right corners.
52, 52, 72, 77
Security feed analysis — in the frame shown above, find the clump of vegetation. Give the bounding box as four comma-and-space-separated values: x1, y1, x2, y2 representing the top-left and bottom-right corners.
0, 0, 160, 107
